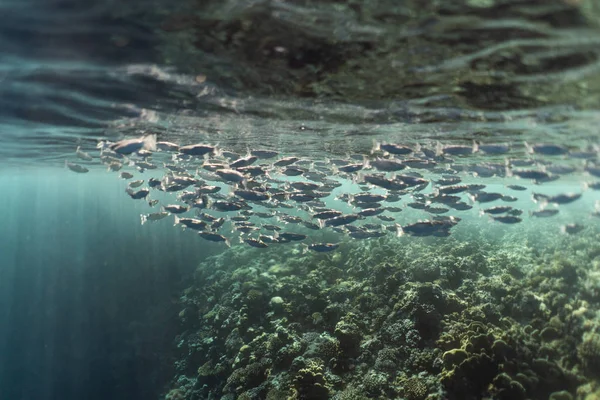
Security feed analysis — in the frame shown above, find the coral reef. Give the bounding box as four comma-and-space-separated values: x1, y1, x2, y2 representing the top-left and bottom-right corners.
163, 226, 600, 399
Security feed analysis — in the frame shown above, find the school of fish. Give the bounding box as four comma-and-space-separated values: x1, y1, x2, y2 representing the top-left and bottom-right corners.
65, 134, 600, 251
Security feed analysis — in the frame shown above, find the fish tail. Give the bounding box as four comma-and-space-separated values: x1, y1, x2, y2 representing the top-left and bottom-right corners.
435, 141, 443, 157
174, 215, 180, 226
225, 238, 231, 247
213, 144, 222, 158
504, 162, 513, 178
140, 214, 147, 225
395, 223, 404, 237
472, 140, 479, 153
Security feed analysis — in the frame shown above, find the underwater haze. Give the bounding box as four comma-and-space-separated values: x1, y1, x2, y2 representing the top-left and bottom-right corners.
2, 0, 600, 399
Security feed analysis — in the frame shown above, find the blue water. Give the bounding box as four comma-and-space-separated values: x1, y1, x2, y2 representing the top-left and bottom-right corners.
2, 0, 600, 399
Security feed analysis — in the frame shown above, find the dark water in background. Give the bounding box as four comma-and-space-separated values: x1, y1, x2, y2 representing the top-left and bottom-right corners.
1, 0, 600, 399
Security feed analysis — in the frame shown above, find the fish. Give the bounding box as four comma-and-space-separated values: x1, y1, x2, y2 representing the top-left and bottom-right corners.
156, 141, 180, 152
368, 158, 406, 172
179, 143, 217, 157
473, 142, 510, 155
313, 210, 343, 220
338, 164, 363, 173
197, 186, 221, 194
437, 185, 471, 195
561, 223, 584, 234
174, 217, 207, 230
215, 169, 246, 183
507, 185, 527, 191
289, 182, 320, 191
585, 164, 600, 178
362, 175, 407, 191
397, 218, 458, 237
277, 232, 307, 241
244, 238, 268, 248
302, 221, 321, 230
481, 206, 513, 215
282, 166, 306, 176
230, 156, 258, 169
198, 231, 230, 246
234, 189, 270, 202
507, 168, 554, 183
273, 157, 299, 167
120, 172, 134, 179
532, 192, 582, 205
324, 214, 360, 227
530, 209, 559, 218
110, 134, 157, 155
352, 193, 387, 203
359, 208, 385, 217
128, 180, 144, 188
148, 178, 162, 188
140, 212, 169, 225
65, 161, 89, 173
584, 182, 600, 191
212, 201, 245, 212
437, 143, 473, 156
469, 192, 503, 203
448, 202, 473, 211
425, 206, 449, 214
251, 150, 279, 159
126, 188, 150, 200
162, 204, 189, 214
525, 142, 568, 156
491, 216, 522, 224
307, 243, 340, 252
75, 146, 94, 161
373, 142, 413, 155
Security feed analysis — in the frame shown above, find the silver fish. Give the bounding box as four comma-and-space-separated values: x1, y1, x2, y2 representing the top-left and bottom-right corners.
65, 161, 89, 173
140, 212, 169, 225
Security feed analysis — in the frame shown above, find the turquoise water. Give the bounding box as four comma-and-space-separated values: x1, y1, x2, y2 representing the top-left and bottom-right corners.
2, 1, 600, 399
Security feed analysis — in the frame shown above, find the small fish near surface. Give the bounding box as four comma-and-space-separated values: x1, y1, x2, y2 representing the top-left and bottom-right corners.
75, 146, 94, 161
244, 238, 268, 248
306, 243, 340, 253
530, 209, 559, 218
126, 188, 150, 200
65, 160, 89, 174
174, 216, 207, 230
109, 134, 157, 155
198, 231, 230, 246
561, 223, 584, 235
140, 212, 169, 225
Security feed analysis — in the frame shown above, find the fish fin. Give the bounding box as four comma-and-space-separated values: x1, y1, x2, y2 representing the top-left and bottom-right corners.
142, 134, 157, 152
225, 238, 231, 247
435, 141, 443, 156
302, 244, 309, 254
371, 140, 380, 154
395, 223, 404, 237
524, 141, 532, 154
